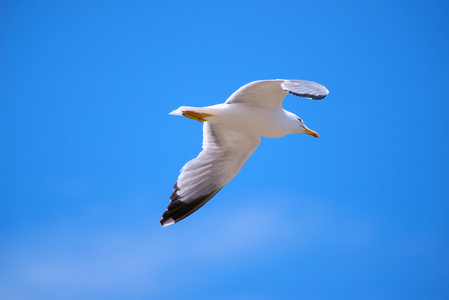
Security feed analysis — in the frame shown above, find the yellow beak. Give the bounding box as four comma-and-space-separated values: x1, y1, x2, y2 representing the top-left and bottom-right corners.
304, 128, 320, 138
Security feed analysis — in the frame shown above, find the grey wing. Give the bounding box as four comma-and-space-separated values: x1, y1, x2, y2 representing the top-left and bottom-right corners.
225, 79, 329, 109
281, 80, 329, 100
160, 122, 261, 226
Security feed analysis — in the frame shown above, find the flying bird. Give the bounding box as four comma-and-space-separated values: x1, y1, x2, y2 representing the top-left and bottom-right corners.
160, 79, 329, 226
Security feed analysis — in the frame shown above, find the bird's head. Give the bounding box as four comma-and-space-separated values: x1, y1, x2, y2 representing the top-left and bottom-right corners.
295, 116, 320, 138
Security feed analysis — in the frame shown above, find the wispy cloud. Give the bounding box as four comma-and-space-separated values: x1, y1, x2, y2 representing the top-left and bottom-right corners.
3, 190, 444, 300
0, 199, 288, 300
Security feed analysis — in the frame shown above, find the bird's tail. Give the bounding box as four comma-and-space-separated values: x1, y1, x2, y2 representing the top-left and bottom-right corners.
169, 106, 215, 123
169, 106, 215, 116
169, 106, 199, 115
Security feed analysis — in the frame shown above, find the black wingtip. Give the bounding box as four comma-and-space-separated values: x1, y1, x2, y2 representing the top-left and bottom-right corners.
160, 216, 175, 227
160, 182, 222, 227
288, 91, 328, 100
281, 80, 329, 100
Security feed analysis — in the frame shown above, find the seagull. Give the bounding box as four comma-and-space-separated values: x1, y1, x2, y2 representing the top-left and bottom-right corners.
160, 79, 329, 226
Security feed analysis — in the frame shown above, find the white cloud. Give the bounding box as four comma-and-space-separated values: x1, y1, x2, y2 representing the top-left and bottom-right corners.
0, 191, 384, 300
0, 200, 287, 300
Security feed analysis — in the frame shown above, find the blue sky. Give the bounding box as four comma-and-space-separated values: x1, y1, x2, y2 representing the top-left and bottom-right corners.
1, 0, 448, 299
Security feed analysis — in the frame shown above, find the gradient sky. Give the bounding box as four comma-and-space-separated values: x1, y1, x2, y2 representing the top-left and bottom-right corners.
1, 0, 448, 299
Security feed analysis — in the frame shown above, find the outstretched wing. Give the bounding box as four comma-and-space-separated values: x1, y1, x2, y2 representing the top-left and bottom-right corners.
281, 80, 329, 100
225, 79, 329, 109
161, 122, 260, 226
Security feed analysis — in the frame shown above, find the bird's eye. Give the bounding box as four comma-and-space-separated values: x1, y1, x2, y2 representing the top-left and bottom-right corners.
297, 118, 302, 123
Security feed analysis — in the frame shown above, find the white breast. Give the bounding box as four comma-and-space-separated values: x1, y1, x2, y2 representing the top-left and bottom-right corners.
205, 103, 296, 138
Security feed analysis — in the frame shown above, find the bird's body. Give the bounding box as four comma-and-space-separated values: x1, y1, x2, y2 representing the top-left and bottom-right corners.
161, 79, 329, 226
173, 104, 299, 138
